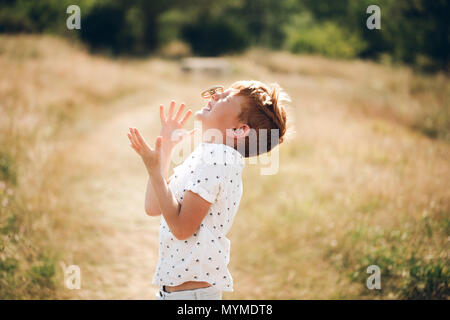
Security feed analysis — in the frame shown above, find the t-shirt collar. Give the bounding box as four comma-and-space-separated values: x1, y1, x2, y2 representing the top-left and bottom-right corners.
199, 142, 245, 168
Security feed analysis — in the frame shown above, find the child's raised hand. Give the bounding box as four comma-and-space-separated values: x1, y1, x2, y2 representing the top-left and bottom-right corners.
128, 127, 162, 174
160, 101, 197, 148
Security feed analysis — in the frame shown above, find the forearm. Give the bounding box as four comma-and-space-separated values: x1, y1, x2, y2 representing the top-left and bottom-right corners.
144, 145, 172, 215
144, 178, 161, 215
148, 167, 183, 236
160, 144, 173, 179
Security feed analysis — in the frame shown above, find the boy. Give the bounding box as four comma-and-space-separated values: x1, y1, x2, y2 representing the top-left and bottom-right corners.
127, 81, 289, 300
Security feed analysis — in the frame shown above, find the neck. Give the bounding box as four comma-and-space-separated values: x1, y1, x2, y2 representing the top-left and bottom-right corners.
202, 135, 238, 151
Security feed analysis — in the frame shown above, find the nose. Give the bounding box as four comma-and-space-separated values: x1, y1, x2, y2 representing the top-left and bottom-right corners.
211, 93, 219, 101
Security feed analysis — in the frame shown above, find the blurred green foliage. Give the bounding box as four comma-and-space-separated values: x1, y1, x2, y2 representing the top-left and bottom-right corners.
285, 12, 367, 58
0, 0, 448, 69
0, 0, 90, 33
0, 181, 56, 299
181, 18, 248, 56
329, 217, 449, 299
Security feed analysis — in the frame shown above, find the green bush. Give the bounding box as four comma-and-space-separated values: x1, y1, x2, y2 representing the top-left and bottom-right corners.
80, 4, 129, 55
0, 7, 34, 33
0, 0, 72, 33
181, 18, 249, 56
0, 183, 58, 299
157, 9, 189, 47
285, 13, 366, 59
403, 258, 448, 299
0, 257, 18, 274
352, 248, 449, 299
331, 221, 449, 299
28, 257, 56, 287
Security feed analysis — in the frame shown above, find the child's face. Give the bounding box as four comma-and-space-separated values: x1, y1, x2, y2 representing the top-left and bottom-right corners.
195, 87, 245, 141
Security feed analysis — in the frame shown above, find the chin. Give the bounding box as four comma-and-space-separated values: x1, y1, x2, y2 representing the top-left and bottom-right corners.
194, 110, 202, 119
194, 112, 205, 124
194, 111, 208, 127
195, 109, 212, 121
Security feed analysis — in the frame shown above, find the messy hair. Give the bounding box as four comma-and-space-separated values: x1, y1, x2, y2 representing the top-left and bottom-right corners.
231, 80, 290, 157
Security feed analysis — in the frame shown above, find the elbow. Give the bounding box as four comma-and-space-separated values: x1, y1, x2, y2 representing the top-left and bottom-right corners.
145, 206, 159, 216
172, 227, 190, 241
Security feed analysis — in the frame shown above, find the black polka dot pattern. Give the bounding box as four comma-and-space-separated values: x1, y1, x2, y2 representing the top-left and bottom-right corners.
152, 142, 245, 292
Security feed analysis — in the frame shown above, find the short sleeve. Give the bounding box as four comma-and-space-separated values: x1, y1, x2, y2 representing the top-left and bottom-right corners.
185, 159, 223, 203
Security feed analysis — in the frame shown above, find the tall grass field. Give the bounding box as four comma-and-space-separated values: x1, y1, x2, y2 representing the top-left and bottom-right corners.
0, 35, 448, 299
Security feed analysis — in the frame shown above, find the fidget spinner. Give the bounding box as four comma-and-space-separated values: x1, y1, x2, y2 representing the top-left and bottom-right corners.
201, 85, 224, 99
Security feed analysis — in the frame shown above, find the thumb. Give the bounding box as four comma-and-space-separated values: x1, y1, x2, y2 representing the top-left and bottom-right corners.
155, 136, 162, 155
184, 128, 199, 138
178, 128, 198, 141
189, 128, 199, 136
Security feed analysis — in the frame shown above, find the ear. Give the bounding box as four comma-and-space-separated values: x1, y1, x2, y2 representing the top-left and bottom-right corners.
225, 124, 250, 140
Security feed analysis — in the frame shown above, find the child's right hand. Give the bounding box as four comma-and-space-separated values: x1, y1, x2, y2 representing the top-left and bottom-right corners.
159, 101, 197, 149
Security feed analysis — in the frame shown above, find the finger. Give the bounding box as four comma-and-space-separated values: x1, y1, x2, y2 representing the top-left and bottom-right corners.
134, 128, 148, 149
132, 128, 145, 149
155, 136, 162, 155
129, 140, 141, 154
188, 128, 199, 136
179, 109, 193, 127
159, 105, 166, 124
179, 128, 198, 141
127, 132, 134, 144
130, 128, 142, 148
168, 100, 175, 120
130, 143, 139, 153
174, 102, 185, 122
129, 128, 138, 147
128, 133, 140, 150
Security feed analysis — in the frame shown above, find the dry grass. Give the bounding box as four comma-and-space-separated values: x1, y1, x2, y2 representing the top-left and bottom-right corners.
0, 35, 448, 299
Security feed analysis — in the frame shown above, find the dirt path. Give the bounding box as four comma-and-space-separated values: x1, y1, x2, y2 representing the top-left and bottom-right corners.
54, 62, 449, 300
63, 102, 164, 299
56, 71, 231, 299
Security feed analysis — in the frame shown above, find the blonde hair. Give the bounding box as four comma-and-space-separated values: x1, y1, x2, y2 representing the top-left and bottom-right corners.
231, 80, 290, 157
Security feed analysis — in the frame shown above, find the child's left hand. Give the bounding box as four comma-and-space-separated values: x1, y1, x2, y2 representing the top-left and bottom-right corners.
128, 127, 162, 174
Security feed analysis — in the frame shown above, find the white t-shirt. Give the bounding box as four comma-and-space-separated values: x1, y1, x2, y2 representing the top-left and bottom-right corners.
152, 142, 245, 292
